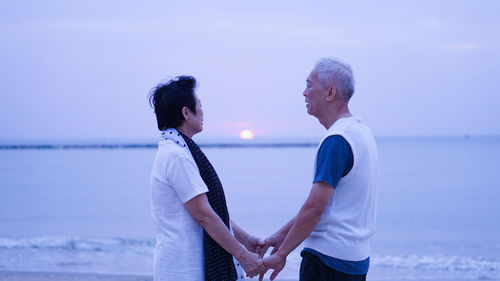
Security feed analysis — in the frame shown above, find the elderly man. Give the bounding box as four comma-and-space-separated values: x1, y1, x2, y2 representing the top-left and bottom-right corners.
262, 58, 379, 281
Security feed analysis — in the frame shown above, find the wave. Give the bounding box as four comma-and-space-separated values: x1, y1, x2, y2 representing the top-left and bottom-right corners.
373, 254, 500, 273
0, 236, 154, 251
1, 236, 499, 279
373, 254, 500, 271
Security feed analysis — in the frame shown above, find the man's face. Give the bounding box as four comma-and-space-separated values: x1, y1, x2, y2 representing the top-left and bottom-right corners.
303, 69, 326, 117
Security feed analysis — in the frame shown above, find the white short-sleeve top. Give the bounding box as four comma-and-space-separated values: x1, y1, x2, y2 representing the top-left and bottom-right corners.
150, 139, 208, 281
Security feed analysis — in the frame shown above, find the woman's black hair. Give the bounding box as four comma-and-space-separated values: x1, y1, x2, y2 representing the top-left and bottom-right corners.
148, 76, 197, 130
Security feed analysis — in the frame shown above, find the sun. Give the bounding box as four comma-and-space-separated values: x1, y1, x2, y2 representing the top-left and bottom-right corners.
239, 129, 254, 140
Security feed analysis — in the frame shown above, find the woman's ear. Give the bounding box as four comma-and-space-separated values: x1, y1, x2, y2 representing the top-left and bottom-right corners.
181, 107, 190, 121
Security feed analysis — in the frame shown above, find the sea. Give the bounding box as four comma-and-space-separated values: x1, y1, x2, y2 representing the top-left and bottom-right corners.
0, 136, 499, 280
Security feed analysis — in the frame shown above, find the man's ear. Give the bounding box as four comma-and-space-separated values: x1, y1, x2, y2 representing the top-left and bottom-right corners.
326, 85, 337, 101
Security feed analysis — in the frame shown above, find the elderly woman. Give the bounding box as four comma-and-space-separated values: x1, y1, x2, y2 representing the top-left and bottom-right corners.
148, 76, 266, 281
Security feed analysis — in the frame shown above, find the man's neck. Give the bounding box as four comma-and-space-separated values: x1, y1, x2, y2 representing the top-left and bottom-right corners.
318, 106, 352, 129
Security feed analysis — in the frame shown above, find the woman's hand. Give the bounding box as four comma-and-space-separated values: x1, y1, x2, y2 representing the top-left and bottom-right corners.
231, 220, 266, 257
242, 234, 266, 257
237, 250, 267, 278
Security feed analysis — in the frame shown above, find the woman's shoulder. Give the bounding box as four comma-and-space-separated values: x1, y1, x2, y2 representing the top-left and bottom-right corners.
157, 139, 192, 160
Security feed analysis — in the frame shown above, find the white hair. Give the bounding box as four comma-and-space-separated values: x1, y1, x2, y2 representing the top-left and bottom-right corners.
314, 57, 355, 100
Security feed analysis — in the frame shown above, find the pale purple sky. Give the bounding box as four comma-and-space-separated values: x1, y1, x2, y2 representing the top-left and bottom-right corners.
1, 0, 499, 141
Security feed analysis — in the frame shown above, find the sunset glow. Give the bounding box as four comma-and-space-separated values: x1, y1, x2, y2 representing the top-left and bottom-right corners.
239, 130, 254, 140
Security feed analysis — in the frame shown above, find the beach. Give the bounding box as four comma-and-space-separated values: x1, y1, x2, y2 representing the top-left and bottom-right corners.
2, 271, 499, 281
0, 271, 152, 281
0, 271, 295, 281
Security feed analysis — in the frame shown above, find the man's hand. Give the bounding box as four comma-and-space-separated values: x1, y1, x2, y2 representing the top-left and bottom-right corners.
263, 252, 286, 280
260, 230, 287, 256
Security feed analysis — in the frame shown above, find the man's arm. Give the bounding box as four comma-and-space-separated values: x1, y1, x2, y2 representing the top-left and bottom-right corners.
263, 181, 334, 280
263, 135, 351, 280
261, 216, 296, 256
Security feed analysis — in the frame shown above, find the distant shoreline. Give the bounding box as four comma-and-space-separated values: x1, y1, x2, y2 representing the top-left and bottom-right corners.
0, 143, 318, 150
1, 135, 497, 150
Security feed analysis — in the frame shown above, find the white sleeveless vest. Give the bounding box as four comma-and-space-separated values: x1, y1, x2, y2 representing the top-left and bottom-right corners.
303, 116, 379, 261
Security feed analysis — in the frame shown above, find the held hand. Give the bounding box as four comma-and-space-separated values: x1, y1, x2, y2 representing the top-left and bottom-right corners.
260, 231, 286, 257
243, 235, 266, 257
263, 253, 286, 281
238, 250, 267, 278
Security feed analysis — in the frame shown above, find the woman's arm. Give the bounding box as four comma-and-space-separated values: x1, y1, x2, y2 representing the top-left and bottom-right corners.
231, 220, 265, 256
185, 193, 265, 277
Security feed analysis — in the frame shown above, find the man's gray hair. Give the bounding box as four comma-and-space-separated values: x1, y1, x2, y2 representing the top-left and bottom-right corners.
315, 58, 355, 100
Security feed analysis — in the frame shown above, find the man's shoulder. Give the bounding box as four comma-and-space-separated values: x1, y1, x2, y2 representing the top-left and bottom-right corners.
320, 135, 349, 149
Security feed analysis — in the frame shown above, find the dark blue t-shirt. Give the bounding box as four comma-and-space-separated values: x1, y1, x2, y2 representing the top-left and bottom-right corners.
313, 135, 353, 188
303, 135, 369, 275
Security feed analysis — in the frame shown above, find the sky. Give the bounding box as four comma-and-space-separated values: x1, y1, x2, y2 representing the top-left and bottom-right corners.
0, 0, 499, 141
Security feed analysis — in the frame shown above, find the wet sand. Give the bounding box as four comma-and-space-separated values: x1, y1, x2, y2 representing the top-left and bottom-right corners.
1, 271, 498, 281
0, 271, 296, 281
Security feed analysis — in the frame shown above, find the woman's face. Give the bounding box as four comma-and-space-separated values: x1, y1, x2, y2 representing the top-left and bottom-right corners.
187, 93, 204, 134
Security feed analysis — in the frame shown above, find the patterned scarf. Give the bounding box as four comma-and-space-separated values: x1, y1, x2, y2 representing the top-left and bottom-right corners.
161, 128, 238, 281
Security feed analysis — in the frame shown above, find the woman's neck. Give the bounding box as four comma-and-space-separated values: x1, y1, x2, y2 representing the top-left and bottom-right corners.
175, 125, 195, 138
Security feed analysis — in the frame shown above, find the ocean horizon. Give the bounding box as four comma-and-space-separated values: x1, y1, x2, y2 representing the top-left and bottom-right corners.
0, 135, 498, 149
